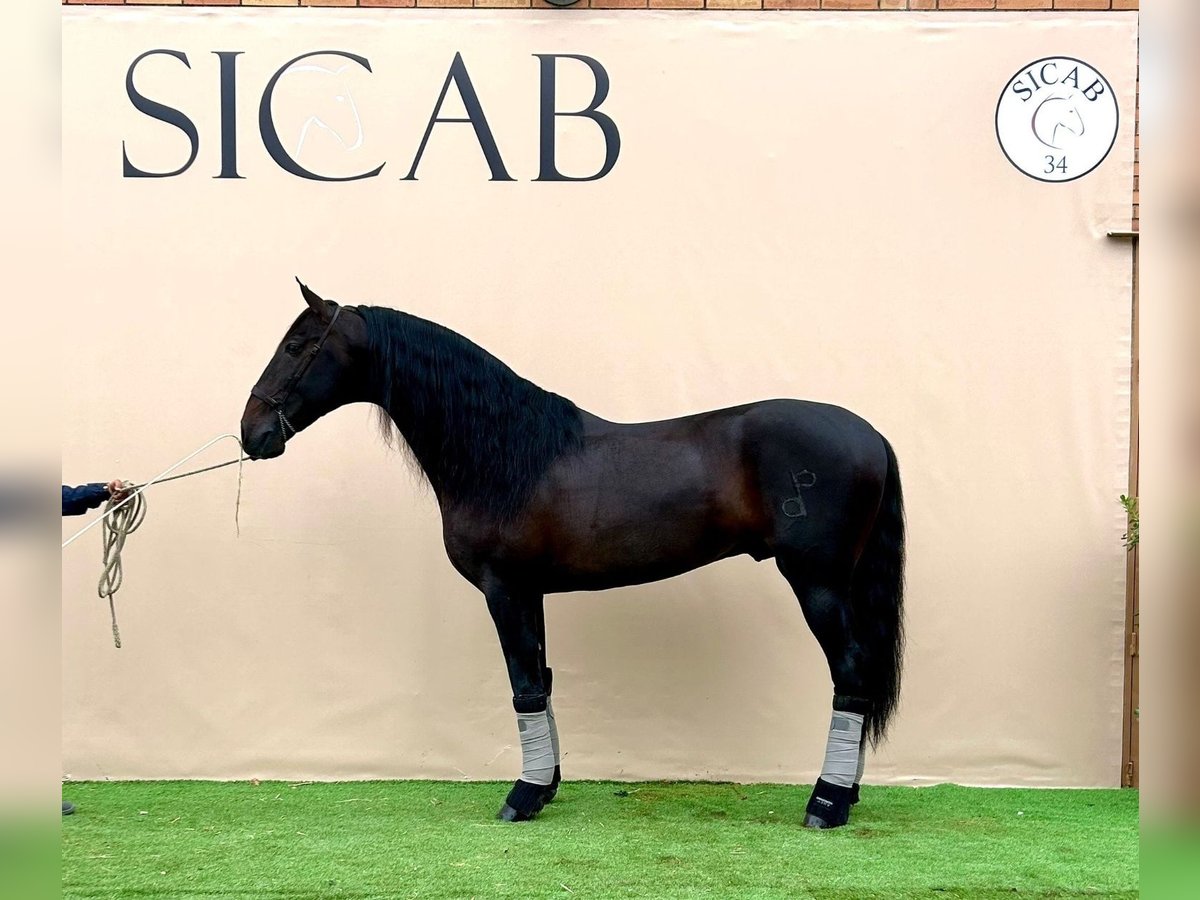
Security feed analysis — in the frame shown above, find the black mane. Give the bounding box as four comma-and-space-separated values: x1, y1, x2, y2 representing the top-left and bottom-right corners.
358, 306, 584, 520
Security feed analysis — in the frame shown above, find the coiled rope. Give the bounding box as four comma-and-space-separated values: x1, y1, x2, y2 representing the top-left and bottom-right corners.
99, 487, 146, 649
63, 434, 246, 648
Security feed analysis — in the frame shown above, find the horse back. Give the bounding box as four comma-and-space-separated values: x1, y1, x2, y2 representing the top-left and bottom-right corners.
444, 400, 887, 592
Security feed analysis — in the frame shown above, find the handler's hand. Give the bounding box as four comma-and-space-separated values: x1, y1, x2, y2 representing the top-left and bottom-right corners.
106, 480, 132, 504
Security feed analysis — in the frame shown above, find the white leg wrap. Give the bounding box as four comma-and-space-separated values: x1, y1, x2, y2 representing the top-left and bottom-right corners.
820, 710, 865, 788
517, 711, 556, 786
856, 736, 867, 784
546, 698, 561, 768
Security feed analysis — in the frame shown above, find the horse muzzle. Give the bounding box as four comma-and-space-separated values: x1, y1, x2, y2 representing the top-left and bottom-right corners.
240, 400, 289, 461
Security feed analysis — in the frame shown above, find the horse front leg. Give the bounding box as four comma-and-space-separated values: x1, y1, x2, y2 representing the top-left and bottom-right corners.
483, 580, 556, 822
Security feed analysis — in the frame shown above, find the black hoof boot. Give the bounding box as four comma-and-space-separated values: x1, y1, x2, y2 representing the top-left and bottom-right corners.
850, 782, 860, 806
497, 779, 547, 822
497, 804, 532, 822
803, 778, 854, 829
542, 766, 562, 804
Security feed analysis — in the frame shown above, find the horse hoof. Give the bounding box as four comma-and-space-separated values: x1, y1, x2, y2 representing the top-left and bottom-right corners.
497, 803, 537, 822
804, 778, 853, 829
497, 779, 547, 822
803, 812, 832, 829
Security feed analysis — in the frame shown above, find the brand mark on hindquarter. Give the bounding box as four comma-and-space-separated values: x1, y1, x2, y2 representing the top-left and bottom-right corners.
782, 469, 817, 519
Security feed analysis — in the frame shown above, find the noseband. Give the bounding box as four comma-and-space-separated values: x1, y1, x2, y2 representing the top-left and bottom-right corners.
250, 304, 343, 440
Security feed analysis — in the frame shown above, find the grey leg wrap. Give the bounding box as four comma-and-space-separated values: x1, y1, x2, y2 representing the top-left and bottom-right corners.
850, 734, 867, 805
543, 668, 562, 802
544, 697, 562, 800
832, 695, 871, 805
804, 710, 865, 828
819, 710, 864, 788
546, 697, 561, 769
497, 709, 557, 822
517, 711, 556, 787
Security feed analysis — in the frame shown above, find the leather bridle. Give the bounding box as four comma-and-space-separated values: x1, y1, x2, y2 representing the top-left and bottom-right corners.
250, 304, 343, 441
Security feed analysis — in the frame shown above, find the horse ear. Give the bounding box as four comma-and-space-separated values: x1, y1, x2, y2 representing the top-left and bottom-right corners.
296, 277, 332, 321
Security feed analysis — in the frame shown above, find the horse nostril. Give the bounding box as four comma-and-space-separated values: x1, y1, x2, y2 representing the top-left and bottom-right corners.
239, 420, 273, 457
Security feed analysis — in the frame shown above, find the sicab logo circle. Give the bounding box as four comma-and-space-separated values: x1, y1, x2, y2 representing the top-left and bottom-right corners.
996, 57, 1119, 183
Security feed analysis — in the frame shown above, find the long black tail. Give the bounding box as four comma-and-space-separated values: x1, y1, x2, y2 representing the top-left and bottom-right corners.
851, 434, 906, 748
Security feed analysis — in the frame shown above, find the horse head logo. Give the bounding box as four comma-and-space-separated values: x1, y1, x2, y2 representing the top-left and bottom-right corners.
1032, 93, 1086, 150
283, 63, 366, 158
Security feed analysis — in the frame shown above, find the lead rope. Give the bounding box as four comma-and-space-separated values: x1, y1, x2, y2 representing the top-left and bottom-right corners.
96, 457, 245, 649
63, 433, 246, 648
99, 488, 146, 649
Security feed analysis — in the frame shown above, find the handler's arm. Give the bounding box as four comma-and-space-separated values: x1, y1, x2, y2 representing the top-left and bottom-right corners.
61, 483, 111, 517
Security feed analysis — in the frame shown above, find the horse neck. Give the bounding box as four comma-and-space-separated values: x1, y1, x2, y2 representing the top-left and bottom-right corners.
361, 310, 480, 499
358, 306, 584, 519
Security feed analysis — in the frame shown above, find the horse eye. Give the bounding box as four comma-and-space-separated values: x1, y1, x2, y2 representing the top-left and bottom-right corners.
284, 342, 303, 357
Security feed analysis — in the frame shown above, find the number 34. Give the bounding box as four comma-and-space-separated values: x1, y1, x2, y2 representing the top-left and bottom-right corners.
1045, 155, 1068, 175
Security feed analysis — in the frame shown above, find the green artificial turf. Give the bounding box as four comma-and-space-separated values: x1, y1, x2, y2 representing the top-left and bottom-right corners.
61, 781, 1137, 899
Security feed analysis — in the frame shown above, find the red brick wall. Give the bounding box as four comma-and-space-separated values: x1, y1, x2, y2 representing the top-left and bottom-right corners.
60, 1, 1141, 12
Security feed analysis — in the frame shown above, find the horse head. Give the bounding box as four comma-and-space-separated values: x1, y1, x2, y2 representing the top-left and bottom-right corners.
1032, 93, 1086, 150
284, 63, 366, 159
240, 280, 367, 460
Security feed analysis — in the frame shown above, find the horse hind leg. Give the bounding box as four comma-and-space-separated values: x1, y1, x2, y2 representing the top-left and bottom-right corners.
776, 554, 871, 829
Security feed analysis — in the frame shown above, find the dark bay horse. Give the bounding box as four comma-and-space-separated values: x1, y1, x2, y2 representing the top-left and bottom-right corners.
241, 280, 905, 829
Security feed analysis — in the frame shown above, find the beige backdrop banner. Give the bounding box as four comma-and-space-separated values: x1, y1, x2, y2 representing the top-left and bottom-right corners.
62, 9, 1137, 788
